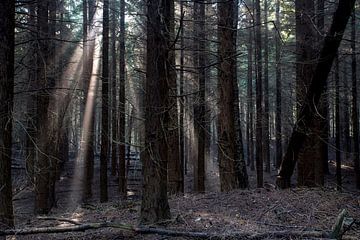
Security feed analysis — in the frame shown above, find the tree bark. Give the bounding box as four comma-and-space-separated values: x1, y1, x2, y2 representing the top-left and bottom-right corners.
275, 0, 282, 169
255, 0, 263, 187
0, 0, 15, 231
118, 0, 126, 196
351, 10, 360, 189
276, 0, 356, 188
140, 0, 172, 224
100, 0, 110, 203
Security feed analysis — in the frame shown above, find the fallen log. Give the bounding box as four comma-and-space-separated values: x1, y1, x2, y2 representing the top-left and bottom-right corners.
0, 223, 358, 239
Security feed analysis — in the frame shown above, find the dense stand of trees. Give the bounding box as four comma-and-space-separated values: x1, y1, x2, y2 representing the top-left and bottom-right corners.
0, 0, 359, 229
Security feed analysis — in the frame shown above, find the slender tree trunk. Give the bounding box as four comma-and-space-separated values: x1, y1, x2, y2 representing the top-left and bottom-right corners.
335, 54, 341, 190
317, 0, 329, 175
100, 0, 110, 203
179, 0, 185, 193
0, 0, 15, 231
168, 0, 182, 194
193, 0, 206, 193
276, 0, 356, 188
351, 10, 360, 189
275, 0, 282, 169
118, 0, 126, 196
35, 0, 51, 214
140, 0, 171, 224
246, 0, 254, 171
263, 0, 270, 173
110, 0, 118, 177
255, 0, 263, 187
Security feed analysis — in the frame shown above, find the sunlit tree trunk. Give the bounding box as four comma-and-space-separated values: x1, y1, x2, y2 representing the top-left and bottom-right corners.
140, 0, 171, 224
100, 0, 109, 203
0, 0, 15, 230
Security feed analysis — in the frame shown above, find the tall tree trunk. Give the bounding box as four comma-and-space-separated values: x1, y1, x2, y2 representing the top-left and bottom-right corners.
168, 0, 182, 194
100, 0, 109, 203
351, 9, 360, 189
118, 0, 126, 196
110, 0, 118, 177
35, 0, 51, 214
255, 0, 263, 187
246, 0, 254, 171
263, 0, 270, 173
275, 0, 282, 169
179, 0, 185, 193
295, 0, 324, 187
218, 0, 248, 191
140, 0, 172, 224
0, 0, 15, 230
335, 54, 341, 190
276, 0, 356, 188
317, 0, 329, 175
194, 0, 206, 193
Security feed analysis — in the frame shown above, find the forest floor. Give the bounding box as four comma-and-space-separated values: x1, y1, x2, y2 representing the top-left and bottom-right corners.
9, 156, 360, 240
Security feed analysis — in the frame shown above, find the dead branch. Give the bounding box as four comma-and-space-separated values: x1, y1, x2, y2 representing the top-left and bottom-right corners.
0, 222, 358, 239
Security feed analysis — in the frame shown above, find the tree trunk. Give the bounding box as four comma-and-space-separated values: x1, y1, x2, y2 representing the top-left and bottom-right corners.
179, 0, 185, 193
118, 0, 126, 196
0, 0, 15, 231
276, 0, 356, 188
263, 0, 270, 173
110, 0, 118, 177
100, 0, 109, 203
255, 0, 263, 187
275, 0, 282, 169
335, 54, 341, 190
351, 10, 360, 189
218, 0, 248, 191
295, 0, 325, 187
193, 0, 206, 193
167, 0, 182, 194
246, 0, 254, 171
140, 0, 172, 224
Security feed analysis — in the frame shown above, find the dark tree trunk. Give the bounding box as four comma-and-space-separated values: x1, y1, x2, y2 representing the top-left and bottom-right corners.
335, 54, 341, 190
218, 0, 248, 191
35, 0, 51, 214
167, 0, 182, 194
110, 0, 118, 177
0, 0, 15, 230
194, 0, 206, 193
275, 0, 282, 169
276, 0, 356, 188
246, 0, 254, 171
295, 0, 324, 187
351, 10, 360, 189
118, 0, 126, 196
100, 0, 109, 203
140, 0, 171, 224
263, 0, 270, 173
255, 0, 263, 187
179, 0, 185, 193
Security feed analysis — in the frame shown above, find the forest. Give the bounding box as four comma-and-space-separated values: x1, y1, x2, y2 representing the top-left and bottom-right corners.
0, 0, 360, 239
